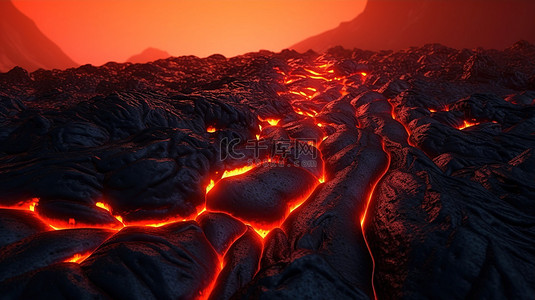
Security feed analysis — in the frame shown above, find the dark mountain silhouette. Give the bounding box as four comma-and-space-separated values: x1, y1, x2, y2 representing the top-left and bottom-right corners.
0, 0, 77, 72
292, 0, 535, 52
127, 47, 171, 64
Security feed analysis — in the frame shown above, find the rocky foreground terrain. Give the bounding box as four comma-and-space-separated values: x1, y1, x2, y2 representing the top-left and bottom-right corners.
1, 41, 534, 299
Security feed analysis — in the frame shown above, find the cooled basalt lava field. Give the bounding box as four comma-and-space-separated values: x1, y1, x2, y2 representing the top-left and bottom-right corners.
1, 42, 535, 299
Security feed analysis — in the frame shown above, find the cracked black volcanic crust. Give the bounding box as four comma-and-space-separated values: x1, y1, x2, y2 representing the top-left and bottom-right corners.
1, 41, 535, 299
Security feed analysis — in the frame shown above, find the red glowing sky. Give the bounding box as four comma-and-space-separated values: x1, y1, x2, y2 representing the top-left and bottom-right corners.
12, 0, 366, 65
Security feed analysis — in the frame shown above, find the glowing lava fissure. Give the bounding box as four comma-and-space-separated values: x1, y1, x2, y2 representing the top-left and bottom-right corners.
2, 41, 534, 299
357, 137, 391, 300
197, 160, 325, 298
0, 198, 39, 212
0, 59, 358, 298
0, 198, 90, 231
0, 61, 344, 269
357, 87, 408, 300
458, 120, 480, 130
64, 252, 92, 263
199, 61, 352, 240
257, 116, 281, 127
360, 140, 391, 228
427, 107, 480, 130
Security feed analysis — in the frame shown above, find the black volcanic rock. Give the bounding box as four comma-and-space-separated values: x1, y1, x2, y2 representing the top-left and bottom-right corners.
0, 43, 535, 299
0, 209, 50, 248
2, 263, 103, 300
209, 227, 262, 300
292, 0, 535, 52
35, 200, 123, 229
236, 254, 369, 299
206, 165, 318, 227
82, 222, 219, 300
0, 228, 113, 282
0, 0, 77, 72
197, 211, 247, 255
364, 146, 535, 299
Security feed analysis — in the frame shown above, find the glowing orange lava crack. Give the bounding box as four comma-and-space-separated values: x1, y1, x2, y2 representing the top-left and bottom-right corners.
359, 140, 391, 300
3, 64, 350, 271
458, 120, 479, 130
257, 116, 280, 126
64, 252, 92, 264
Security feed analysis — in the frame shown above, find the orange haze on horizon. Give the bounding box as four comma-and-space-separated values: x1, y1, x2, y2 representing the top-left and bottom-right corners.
12, 0, 366, 66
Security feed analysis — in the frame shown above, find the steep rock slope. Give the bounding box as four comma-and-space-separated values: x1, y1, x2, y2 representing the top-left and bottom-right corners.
0, 0, 77, 72
292, 0, 535, 52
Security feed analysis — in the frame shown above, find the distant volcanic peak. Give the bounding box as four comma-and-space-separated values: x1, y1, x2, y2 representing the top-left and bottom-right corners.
291, 0, 535, 52
0, 0, 77, 72
127, 47, 171, 64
